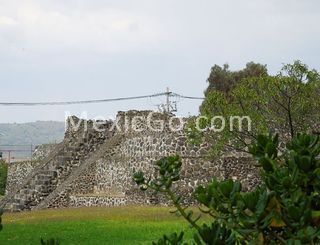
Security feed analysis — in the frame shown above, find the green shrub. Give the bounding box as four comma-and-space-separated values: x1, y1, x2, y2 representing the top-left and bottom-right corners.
134, 133, 320, 244
0, 208, 3, 232
0, 161, 8, 196
0, 161, 7, 233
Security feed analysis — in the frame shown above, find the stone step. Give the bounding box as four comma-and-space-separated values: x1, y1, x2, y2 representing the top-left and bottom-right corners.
58, 156, 67, 163
13, 194, 30, 205
34, 184, 54, 193
41, 170, 58, 178
36, 173, 53, 180
19, 188, 30, 195
64, 147, 75, 152
56, 160, 66, 167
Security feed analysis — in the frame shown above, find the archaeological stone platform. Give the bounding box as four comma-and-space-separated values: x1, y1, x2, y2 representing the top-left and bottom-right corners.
1, 110, 260, 212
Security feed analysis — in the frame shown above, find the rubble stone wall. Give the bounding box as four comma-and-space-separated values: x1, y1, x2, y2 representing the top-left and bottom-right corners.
5, 161, 41, 194
5, 110, 261, 210
69, 195, 126, 207
91, 111, 261, 206
94, 134, 260, 205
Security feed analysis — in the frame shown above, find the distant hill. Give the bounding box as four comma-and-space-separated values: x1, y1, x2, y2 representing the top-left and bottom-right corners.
0, 121, 65, 160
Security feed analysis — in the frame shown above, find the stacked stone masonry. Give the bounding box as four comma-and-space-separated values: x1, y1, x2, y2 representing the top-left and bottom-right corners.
1, 110, 261, 212
5, 161, 41, 195
32, 144, 57, 161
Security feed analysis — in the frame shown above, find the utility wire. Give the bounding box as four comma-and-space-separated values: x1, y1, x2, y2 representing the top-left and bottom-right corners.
0, 91, 204, 107
171, 93, 205, 100
0, 92, 168, 106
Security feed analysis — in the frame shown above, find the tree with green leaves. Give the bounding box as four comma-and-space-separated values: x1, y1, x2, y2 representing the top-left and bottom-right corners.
192, 61, 320, 156
0, 208, 2, 232
134, 61, 320, 244
0, 160, 8, 196
0, 160, 7, 233
203, 62, 268, 98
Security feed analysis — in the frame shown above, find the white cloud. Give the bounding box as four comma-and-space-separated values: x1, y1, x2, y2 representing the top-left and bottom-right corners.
0, 2, 162, 55
0, 0, 319, 123
0, 16, 18, 26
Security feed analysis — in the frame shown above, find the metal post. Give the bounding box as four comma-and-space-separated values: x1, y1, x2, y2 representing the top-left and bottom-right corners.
166, 87, 170, 113
31, 143, 33, 161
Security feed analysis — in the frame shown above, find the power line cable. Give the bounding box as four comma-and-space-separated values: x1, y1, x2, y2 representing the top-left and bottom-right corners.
0, 92, 168, 106
171, 93, 205, 100
0, 91, 205, 107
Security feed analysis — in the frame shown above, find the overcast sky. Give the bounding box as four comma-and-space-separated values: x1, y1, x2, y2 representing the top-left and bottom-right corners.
0, 0, 319, 123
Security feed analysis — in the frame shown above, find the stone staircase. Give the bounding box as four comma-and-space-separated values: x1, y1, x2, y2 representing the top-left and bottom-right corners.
0, 142, 64, 211
34, 134, 125, 210
1, 126, 110, 212
8, 170, 58, 211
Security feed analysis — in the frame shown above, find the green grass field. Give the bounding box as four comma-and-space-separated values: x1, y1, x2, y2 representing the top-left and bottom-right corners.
0, 206, 199, 245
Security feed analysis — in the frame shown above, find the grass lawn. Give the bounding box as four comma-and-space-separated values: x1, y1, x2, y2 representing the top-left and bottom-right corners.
0, 206, 200, 245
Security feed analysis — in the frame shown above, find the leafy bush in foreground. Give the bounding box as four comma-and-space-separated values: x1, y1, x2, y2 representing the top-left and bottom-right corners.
0, 161, 8, 196
134, 134, 320, 244
0, 160, 6, 233
0, 208, 3, 232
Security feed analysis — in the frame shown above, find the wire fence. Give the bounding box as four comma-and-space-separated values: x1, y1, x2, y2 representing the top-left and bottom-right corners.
0, 144, 36, 163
